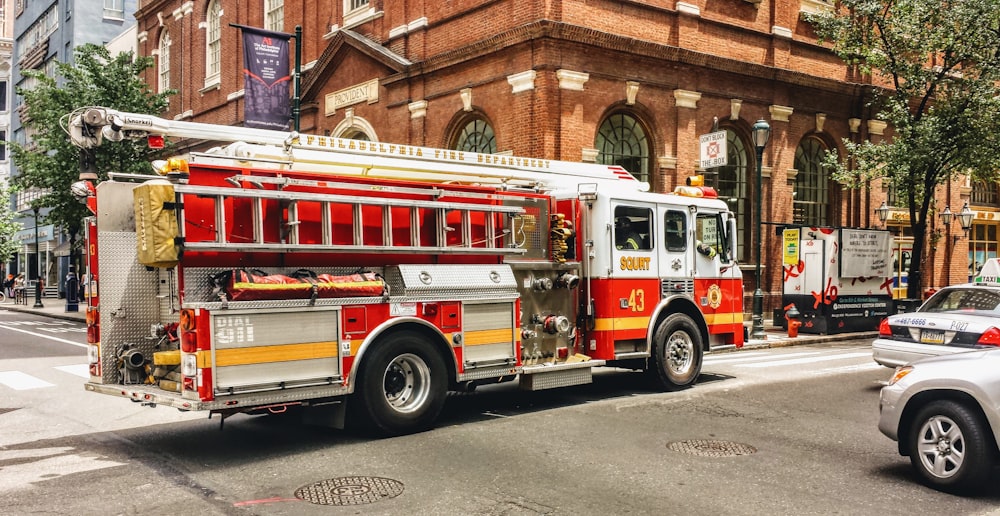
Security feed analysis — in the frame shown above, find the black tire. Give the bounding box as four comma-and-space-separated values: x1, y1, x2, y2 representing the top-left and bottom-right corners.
907, 400, 995, 494
646, 313, 703, 390
351, 331, 448, 437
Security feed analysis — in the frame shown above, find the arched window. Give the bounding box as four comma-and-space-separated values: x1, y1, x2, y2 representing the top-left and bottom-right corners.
205, 0, 222, 85
793, 136, 830, 226
596, 113, 650, 184
452, 117, 496, 154
970, 180, 999, 206
158, 30, 171, 94
712, 129, 750, 261
342, 129, 370, 142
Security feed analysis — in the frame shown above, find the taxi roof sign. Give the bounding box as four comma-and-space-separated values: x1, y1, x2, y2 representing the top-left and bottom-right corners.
974, 258, 1000, 284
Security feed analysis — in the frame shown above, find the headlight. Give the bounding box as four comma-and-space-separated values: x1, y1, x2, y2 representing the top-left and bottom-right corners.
888, 365, 914, 386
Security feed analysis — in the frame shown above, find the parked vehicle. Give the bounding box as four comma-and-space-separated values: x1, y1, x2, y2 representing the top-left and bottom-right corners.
878, 349, 1000, 494
873, 264, 1000, 367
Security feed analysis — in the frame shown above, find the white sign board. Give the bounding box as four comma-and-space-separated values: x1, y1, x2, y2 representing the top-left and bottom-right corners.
839, 229, 892, 278
699, 131, 727, 169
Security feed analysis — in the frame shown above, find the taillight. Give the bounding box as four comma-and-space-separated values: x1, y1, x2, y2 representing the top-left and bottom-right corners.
181, 330, 197, 353
978, 327, 1000, 346
87, 344, 101, 377
85, 306, 100, 343
878, 318, 891, 336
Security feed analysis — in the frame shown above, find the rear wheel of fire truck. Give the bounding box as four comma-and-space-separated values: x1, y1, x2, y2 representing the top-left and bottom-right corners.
351, 331, 448, 436
646, 313, 703, 390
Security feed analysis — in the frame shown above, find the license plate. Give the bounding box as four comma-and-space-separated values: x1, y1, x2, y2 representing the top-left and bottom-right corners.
920, 330, 945, 344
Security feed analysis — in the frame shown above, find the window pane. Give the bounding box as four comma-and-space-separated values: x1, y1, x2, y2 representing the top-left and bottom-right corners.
596, 113, 649, 184
793, 137, 829, 226
453, 118, 496, 154
614, 206, 652, 251
206, 1, 221, 78
710, 129, 748, 260
664, 210, 687, 252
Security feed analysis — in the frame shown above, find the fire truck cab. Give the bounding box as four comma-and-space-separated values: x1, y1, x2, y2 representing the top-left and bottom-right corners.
68, 106, 745, 436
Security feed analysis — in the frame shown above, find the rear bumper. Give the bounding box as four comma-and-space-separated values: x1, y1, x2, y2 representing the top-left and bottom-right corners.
871, 338, 968, 368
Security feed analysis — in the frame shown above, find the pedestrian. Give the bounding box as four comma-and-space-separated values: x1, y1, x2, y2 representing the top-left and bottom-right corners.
3, 273, 13, 299
13, 274, 24, 303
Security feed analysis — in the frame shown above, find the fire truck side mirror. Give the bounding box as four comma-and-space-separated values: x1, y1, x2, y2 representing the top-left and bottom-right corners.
725, 217, 739, 264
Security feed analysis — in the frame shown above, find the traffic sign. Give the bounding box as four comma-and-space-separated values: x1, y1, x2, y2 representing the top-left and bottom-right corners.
699, 130, 727, 169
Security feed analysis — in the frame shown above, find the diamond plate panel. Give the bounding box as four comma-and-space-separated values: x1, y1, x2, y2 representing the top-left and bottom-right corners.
98, 231, 175, 384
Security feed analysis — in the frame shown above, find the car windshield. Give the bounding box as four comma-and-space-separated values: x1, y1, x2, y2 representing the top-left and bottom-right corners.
921, 288, 1000, 313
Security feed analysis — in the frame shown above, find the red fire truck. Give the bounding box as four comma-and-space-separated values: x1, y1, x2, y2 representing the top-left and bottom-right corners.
67, 106, 745, 436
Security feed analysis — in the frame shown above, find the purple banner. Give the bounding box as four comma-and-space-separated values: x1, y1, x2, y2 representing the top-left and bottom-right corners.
241, 26, 291, 130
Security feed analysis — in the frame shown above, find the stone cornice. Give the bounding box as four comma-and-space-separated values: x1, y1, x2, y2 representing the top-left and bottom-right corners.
380, 20, 866, 96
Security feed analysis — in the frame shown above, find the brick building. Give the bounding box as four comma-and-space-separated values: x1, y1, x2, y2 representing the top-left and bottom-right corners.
133, 0, 977, 312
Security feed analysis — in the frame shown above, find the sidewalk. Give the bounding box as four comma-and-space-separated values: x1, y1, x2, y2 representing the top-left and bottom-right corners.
0, 299, 877, 350
1, 297, 86, 323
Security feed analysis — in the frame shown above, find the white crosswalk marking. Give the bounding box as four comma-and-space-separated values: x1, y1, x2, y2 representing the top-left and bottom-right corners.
0, 364, 89, 390
0, 370, 54, 390
738, 351, 873, 368
0, 447, 124, 493
53, 364, 89, 378
705, 350, 828, 364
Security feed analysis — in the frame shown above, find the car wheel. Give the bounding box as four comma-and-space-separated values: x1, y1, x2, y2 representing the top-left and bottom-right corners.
646, 313, 703, 390
351, 331, 447, 437
907, 400, 995, 493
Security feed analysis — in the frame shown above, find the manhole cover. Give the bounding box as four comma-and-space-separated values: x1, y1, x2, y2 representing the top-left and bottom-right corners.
295, 476, 404, 506
667, 439, 757, 457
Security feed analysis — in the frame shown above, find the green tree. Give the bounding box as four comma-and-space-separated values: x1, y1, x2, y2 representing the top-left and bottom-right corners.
9, 43, 173, 271
0, 183, 23, 268
808, 0, 1000, 297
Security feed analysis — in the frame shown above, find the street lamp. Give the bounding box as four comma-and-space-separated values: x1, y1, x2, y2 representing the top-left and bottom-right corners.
958, 201, 974, 235
32, 206, 43, 309
750, 119, 771, 340
876, 201, 890, 227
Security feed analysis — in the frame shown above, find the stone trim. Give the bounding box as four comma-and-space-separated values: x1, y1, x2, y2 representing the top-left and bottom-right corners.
507, 70, 537, 94
769, 105, 794, 122
674, 89, 701, 109
556, 69, 589, 91
408, 100, 428, 119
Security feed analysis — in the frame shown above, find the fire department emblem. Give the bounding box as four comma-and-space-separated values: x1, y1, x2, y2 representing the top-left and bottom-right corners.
707, 284, 723, 309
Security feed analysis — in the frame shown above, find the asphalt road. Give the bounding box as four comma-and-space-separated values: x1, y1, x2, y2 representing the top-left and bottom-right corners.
1, 312, 998, 515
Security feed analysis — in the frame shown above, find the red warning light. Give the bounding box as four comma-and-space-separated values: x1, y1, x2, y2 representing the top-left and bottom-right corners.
148, 135, 165, 149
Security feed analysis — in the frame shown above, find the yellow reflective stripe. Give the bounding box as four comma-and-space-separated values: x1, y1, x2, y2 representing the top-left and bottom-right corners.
464, 328, 514, 346
704, 312, 743, 325
593, 316, 650, 331
213, 342, 339, 367
593, 313, 742, 332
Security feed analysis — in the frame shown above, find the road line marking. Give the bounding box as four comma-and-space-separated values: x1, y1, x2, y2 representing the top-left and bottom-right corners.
54, 364, 89, 378
738, 351, 873, 368
816, 362, 884, 374
0, 323, 86, 347
0, 371, 55, 390
705, 350, 828, 364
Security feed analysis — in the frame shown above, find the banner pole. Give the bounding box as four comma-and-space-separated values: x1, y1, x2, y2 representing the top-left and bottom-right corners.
294, 25, 302, 132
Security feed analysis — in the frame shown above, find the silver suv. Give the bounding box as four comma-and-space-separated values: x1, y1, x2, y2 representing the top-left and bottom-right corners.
878, 349, 1000, 493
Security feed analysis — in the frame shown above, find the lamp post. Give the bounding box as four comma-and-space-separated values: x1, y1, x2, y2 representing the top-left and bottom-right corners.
958, 201, 974, 235
32, 206, 43, 309
941, 205, 953, 285
876, 201, 890, 228
750, 119, 771, 340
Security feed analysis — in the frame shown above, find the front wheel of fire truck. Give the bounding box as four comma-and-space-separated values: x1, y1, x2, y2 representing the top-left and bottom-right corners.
351, 331, 448, 436
646, 313, 704, 390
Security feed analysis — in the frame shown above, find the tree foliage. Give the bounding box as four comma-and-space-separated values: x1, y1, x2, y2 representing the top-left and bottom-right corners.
808, 0, 1000, 296
0, 182, 22, 266
9, 43, 173, 264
